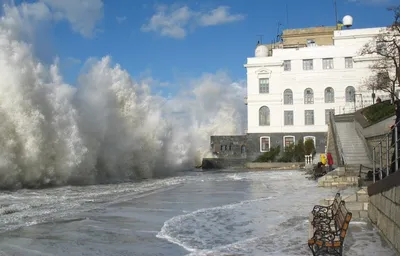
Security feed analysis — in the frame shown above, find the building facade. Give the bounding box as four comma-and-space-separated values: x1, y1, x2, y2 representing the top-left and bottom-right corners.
243, 25, 390, 158
211, 23, 393, 161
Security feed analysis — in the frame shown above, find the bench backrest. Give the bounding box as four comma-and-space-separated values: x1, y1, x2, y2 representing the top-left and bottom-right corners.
334, 200, 352, 239
330, 193, 341, 215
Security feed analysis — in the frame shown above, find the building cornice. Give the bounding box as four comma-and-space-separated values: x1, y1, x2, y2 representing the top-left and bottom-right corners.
333, 33, 379, 40
244, 62, 283, 68
353, 55, 383, 62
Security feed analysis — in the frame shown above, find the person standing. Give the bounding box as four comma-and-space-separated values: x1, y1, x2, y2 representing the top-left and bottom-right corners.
327, 152, 334, 172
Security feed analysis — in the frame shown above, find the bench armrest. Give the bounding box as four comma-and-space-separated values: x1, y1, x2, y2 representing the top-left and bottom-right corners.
312, 204, 332, 215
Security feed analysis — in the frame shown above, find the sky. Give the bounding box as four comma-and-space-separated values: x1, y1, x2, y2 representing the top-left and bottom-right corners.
4, 0, 398, 96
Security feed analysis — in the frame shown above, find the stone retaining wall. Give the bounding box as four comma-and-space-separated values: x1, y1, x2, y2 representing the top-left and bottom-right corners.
321, 188, 369, 220
368, 185, 400, 255
245, 162, 303, 169
317, 168, 359, 188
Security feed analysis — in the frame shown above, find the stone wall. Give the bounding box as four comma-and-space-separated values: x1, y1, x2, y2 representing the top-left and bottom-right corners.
201, 158, 247, 169
368, 170, 400, 255
317, 168, 359, 188
321, 188, 369, 220
210, 135, 247, 159
245, 162, 303, 169
246, 132, 326, 161
369, 186, 400, 255
210, 133, 326, 162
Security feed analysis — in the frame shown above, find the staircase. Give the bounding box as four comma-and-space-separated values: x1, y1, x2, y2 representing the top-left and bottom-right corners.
335, 120, 372, 166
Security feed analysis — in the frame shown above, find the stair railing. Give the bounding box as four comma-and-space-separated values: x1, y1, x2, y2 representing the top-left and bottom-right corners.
329, 111, 345, 166
371, 121, 399, 183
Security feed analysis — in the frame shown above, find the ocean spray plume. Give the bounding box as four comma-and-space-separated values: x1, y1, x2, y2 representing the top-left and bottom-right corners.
0, 3, 245, 189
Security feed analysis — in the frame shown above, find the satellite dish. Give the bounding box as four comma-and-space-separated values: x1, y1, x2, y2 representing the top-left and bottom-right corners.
342, 15, 353, 28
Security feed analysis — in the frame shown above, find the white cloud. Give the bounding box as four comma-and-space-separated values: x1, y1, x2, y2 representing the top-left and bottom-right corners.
39, 0, 104, 37
141, 4, 245, 39
197, 6, 244, 27
116, 16, 127, 24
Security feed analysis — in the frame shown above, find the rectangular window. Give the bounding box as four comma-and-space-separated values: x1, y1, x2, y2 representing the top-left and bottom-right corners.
259, 78, 269, 94
325, 109, 335, 124
322, 58, 334, 69
283, 136, 295, 150
305, 110, 314, 125
284, 111, 294, 126
260, 137, 270, 152
283, 60, 291, 71
303, 59, 313, 70
345, 57, 353, 68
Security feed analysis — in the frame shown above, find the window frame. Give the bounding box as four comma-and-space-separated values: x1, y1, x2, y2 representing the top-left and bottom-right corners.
259, 78, 269, 94
304, 136, 316, 147
345, 57, 353, 69
284, 110, 294, 126
283, 89, 293, 105
260, 136, 271, 152
303, 59, 313, 70
283, 135, 295, 150
259, 106, 270, 126
305, 110, 315, 125
283, 60, 291, 71
324, 87, 335, 103
322, 58, 334, 70
304, 88, 314, 104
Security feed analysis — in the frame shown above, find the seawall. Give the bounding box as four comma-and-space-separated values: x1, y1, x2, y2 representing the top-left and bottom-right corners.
201, 158, 303, 170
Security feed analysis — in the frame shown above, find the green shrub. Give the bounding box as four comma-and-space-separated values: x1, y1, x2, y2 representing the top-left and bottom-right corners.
254, 146, 280, 162
362, 101, 395, 124
278, 143, 295, 162
304, 138, 316, 155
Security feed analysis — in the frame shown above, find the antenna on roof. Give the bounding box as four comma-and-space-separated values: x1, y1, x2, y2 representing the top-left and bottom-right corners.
276, 22, 282, 43
256, 34, 264, 44
334, 0, 339, 29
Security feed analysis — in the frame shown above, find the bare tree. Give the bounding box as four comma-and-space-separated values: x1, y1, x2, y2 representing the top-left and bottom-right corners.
360, 6, 400, 102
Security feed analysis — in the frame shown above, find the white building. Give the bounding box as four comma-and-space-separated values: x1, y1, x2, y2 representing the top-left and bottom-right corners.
243, 20, 390, 154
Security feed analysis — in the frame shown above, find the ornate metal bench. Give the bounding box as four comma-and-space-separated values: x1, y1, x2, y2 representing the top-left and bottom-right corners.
311, 193, 341, 227
308, 200, 352, 256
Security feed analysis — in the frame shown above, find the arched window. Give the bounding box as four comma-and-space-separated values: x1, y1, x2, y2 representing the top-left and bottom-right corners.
325, 87, 335, 103
304, 88, 314, 104
259, 106, 270, 126
284, 89, 293, 105
345, 86, 356, 102
304, 136, 316, 147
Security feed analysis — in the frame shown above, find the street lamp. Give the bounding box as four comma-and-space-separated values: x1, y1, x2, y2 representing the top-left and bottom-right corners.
372, 87, 376, 104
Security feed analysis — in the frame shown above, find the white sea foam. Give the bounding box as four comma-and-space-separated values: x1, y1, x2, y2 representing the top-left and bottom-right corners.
156, 197, 274, 252
0, 2, 246, 189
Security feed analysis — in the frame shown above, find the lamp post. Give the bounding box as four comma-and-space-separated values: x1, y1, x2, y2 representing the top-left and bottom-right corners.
372, 87, 376, 104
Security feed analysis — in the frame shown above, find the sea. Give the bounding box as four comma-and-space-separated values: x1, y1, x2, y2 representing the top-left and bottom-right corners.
0, 170, 396, 256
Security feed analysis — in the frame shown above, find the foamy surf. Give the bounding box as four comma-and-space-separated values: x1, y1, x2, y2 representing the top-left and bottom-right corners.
156, 197, 274, 252
0, 2, 246, 189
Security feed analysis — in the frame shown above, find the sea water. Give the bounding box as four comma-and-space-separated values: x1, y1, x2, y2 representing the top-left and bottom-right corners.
0, 170, 396, 256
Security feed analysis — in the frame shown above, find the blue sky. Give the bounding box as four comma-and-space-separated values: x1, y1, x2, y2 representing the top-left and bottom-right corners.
6, 0, 398, 96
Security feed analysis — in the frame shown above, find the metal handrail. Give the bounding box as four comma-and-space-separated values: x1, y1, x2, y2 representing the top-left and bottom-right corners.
329, 112, 345, 166
371, 120, 400, 183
